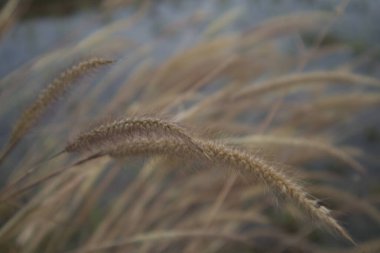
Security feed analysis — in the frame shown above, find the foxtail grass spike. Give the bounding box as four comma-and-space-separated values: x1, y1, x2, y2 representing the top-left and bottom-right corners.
0, 57, 114, 165
106, 136, 354, 244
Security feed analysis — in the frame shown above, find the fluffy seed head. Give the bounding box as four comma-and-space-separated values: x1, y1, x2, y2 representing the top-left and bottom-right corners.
65, 117, 207, 158
106, 136, 354, 243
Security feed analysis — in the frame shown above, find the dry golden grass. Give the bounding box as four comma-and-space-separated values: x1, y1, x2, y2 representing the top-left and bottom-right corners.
0, 2, 379, 253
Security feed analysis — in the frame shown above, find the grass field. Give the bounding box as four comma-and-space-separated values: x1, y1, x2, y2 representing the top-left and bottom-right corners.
0, 0, 379, 252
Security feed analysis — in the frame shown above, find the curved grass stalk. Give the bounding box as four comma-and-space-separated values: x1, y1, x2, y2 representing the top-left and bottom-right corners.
224, 135, 365, 174
2, 117, 206, 197
107, 137, 354, 243
234, 71, 380, 100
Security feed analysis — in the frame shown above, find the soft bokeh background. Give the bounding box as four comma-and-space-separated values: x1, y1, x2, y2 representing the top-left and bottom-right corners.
1, 0, 380, 76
